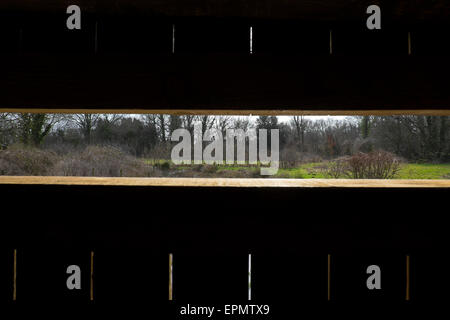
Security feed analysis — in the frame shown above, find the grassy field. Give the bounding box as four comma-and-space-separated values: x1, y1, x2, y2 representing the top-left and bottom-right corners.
275, 163, 329, 179
279, 163, 450, 179
276, 163, 450, 179
395, 163, 450, 179
148, 160, 450, 179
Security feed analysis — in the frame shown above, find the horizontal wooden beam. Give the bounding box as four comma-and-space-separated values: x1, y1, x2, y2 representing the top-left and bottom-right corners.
1, 176, 449, 188
1, 1, 450, 23
1, 55, 450, 110
1, 108, 449, 116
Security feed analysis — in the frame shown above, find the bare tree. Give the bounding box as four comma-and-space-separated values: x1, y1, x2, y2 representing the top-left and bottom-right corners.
0, 113, 15, 148
103, 114, 123, 126
291, 116, 309, 151
70, 114, 101, 144
439, 116, 449, 160
361, 116, 371, 139
232, 117, 252, 131
199, 115, 215, 133
13, 113, 64, 146
168, 115, 182, 140
146, 114, 169, 142
94, 114, 123, 143
215, 116, 232, 136
181, 115, 196, 135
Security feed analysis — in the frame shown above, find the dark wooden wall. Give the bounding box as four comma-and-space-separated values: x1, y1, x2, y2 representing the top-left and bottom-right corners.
1, 1, 449, 316
0, 1, 449, 111
0, 184, 448, 315
1, 1, 449, 21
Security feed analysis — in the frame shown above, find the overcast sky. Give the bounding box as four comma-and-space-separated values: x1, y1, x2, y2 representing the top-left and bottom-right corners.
277, 116, 347, 123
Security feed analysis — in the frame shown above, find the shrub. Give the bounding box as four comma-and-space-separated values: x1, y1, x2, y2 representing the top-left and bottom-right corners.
161, 161, 171, 171
153, 160, 171, 171
323, 150, 402, 179
346, 151, 401, 179
280, 148, 302, 169
202, 164, 219, 174
0, 144, 58, 175
52, 145, 149, 177
280, 149, 323, 169
323, 158, 348, 179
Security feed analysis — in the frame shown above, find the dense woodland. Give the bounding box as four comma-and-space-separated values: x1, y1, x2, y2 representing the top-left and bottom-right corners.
0, 113, 449, 178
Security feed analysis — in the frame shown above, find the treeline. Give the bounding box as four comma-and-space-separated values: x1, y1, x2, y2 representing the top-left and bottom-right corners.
282, 115, 449, 162
0, 113, 449, 163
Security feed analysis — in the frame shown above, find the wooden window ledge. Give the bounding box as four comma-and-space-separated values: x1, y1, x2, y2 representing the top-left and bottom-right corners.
0, 176, 449, 188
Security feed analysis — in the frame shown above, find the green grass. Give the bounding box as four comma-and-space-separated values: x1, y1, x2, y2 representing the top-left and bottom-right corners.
276, 163, 450, 179
395, 163, 450, 179
143, 159, 450, 179
275, 163, 328, 179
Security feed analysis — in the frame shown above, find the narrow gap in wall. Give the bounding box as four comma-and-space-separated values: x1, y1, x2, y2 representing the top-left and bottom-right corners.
249, 26, 253, 55
172, 24, 175, 54
0, 112, 448, 181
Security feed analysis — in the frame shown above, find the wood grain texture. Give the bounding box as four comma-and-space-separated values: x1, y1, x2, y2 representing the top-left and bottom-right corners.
1, 176, 449, 188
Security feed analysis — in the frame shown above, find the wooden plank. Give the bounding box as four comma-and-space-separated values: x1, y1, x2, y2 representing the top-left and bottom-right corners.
1, 55, 450, 110
1, 108, 450, 116
0, 176, 449, 188
1, 1, 450, 22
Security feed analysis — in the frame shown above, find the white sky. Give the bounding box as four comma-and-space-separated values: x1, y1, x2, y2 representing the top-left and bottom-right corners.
104, 114, 349, 123
277, 116, 347, 123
